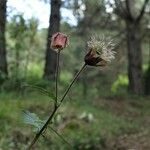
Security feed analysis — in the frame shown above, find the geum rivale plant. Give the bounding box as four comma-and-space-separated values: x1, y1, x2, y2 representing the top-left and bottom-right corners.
23, 32, 116, 149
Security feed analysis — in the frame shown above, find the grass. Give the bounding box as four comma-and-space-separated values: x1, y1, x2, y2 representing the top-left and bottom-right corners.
0, 91, 150, 149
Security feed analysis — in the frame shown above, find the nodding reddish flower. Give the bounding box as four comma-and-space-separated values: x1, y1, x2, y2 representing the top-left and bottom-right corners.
84, 36, 116, 67
50, 32, 69, 51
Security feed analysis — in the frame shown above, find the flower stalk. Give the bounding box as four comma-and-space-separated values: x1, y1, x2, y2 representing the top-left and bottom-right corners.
59, 63, 87, 105
55, 49, 60, 106
27, 63, 86, 150
27, 33, 116, 149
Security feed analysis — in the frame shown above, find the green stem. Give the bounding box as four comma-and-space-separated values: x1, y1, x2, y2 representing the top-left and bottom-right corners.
27, 106, 58, 150
59, 63, 87, 104
55, 50, 60, 106
27, 63, 86, 150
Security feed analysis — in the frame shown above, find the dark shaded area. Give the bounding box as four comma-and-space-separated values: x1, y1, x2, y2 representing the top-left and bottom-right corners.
0, 0, 8, 82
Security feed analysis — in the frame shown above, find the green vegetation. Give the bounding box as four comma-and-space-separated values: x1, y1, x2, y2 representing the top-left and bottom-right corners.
0, 92, 149, 149
0, 0, 150, 149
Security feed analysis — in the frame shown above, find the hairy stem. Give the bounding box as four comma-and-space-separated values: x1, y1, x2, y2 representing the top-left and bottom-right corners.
27, 106, 58, 149
55, 50, 60, 106
27, 63, 86, 150
59, 63, 87, 104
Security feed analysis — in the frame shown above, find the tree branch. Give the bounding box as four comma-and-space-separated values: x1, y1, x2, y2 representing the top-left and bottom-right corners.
136, 0, 149, 22
114, 0, 128, 19
125, 0, 134, 20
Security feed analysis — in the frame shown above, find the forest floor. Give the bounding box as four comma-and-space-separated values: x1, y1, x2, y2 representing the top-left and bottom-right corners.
0, 92, 150, 150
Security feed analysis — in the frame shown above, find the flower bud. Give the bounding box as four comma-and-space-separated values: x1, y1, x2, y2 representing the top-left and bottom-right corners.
51, 32, 69, 51
84, 36, 116, 67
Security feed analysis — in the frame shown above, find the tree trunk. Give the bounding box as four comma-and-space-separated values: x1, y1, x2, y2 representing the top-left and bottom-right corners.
0, 0, 8, 80
43, 0, 61, 80
144, 63, 150, 95
126, 20, 143, 94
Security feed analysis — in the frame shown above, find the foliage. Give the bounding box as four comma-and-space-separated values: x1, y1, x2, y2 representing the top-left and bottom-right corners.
0, 0, 149, 149
23, 111, 44, 132
0, 93, 150, 149
7, 14, 44, 79
111, 74, 128, 93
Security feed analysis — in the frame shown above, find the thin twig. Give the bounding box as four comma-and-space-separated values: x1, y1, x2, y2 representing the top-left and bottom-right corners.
27, 64, 87, 150
136, 0, 149, 22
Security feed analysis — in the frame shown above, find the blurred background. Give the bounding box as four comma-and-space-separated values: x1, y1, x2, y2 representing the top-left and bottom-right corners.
0, 0, 150, 149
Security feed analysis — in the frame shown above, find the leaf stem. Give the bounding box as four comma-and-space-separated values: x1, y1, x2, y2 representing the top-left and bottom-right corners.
27, 63, 87, 150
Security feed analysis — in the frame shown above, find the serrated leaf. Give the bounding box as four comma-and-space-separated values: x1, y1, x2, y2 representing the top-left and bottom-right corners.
48, 126, 73, 148
23, 111, 45, 132
48, 92, 56, 101
22, 83, 56, 101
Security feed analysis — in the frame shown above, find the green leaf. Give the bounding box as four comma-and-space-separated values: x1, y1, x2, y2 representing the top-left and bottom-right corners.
22, 83, 56, 101
48, 126, 73, 148
23, 111, 44, 132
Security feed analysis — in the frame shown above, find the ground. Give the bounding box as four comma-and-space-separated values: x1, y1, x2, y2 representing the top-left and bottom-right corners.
0, 92, 150, 150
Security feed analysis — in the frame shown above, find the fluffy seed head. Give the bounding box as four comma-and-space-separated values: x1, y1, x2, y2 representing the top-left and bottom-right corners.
84, 35, 116, 67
